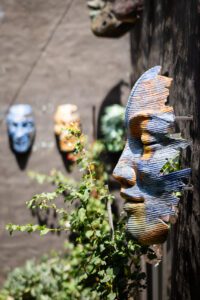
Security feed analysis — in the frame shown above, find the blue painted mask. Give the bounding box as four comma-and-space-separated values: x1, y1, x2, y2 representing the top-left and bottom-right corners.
113, 66, 191, 245
7, 104, 35, 153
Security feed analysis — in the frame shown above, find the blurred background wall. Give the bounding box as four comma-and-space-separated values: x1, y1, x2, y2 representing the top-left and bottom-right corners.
0, 0, 130, 284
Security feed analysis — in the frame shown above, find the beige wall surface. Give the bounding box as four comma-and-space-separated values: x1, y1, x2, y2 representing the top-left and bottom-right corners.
0, 0, 130, 284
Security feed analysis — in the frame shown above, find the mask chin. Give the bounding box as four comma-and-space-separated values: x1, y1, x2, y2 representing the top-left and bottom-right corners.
127, 216, 169, 245
137, 225, 169, 245
12, 135, 32, 153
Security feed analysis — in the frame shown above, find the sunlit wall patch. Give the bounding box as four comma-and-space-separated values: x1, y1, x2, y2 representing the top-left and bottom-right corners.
113, 66, 191, 245
7, 104, 36, 153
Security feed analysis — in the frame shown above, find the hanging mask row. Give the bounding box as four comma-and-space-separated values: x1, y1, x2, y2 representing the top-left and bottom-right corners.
6, 104, 81, 160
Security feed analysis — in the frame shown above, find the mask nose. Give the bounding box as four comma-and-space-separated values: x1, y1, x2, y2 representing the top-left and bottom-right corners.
15, 126, 25, 139
113, 162, 136, 186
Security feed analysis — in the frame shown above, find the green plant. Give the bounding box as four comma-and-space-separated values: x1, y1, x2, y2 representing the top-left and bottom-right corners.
160, 154, 181, 175
100, 104, 125, 153
161, 154, 182, 199
2, 256, 70, 300
5, 132, 155, 300
1, 254, 97, 300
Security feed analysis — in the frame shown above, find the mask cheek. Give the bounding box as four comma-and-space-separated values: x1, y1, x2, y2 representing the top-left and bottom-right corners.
54, 124, 62, 135
27, 130, 35, 141
125, 203, 170, 245
59, 132, 77, 152
8, 124, 16, 136
12, 132, 33, 153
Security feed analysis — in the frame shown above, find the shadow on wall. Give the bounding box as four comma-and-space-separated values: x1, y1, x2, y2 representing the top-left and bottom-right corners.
96, 80, 130, 218
55, 135, 75, 173
97, 80, 129, 139
96, 80, 130, 176
31, 207, 62, 236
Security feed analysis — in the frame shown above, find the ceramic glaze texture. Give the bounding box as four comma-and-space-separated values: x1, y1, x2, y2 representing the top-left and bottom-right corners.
113, 66, 191, 245
54, 104, 81, 152
7, 104, 35, 153
113, 0, 143, 23
87, 0, 135, 38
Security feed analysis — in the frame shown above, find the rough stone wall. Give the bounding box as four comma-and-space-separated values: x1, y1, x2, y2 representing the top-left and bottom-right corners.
0, 0, 130, 284
130, 1, 200, 299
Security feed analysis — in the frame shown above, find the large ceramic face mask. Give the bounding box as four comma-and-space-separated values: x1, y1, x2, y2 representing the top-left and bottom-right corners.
7, 104, 35, 153
54, 104, 81, 152
113, 66, 191, 245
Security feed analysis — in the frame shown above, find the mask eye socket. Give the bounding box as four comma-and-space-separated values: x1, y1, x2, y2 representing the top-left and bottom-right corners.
24, 121, 34, 128
22, 122, 28, 128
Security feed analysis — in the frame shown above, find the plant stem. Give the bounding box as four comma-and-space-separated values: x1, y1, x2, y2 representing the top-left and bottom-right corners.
107, 199, 114, 240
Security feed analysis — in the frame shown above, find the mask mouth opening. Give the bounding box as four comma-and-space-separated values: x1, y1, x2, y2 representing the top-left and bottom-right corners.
10, 132, 34, 153
14, 135, 29, 144
121, 190, 144, 202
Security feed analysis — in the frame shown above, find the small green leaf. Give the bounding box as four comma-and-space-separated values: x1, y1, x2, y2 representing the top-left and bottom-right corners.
98, 270, 105, 277
85, 230, 93, 239
101, 275, 111, 283
78, 208, 86, 223
79, 273, 88, 281
107, 292, 116, 300
106, 268, 113, 276
40, 228, 50, 236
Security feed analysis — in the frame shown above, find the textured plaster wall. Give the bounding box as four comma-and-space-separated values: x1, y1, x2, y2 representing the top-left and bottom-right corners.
0, 0, 130, 284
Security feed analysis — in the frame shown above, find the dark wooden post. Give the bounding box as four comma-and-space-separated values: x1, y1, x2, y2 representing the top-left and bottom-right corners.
170, 1, 200, 298
129, 0, 200, 299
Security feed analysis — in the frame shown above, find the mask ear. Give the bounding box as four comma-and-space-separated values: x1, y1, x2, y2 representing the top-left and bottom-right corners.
125, 66, 162, 126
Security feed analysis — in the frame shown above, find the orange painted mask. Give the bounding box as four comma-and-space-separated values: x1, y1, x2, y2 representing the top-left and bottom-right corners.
54, 104, 81, 153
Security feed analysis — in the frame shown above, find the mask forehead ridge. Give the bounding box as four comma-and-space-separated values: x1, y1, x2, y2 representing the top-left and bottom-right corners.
125, 66, 173, 127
